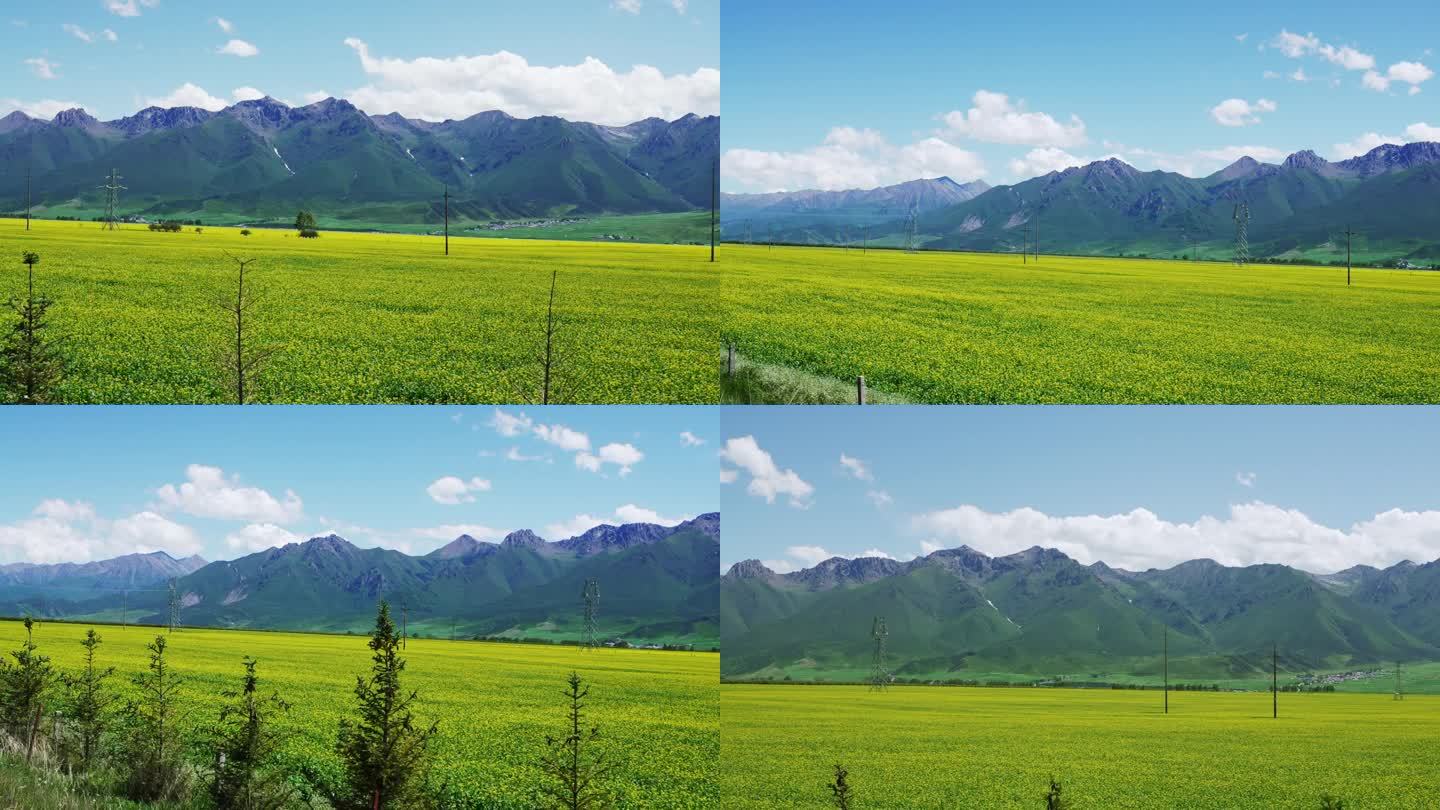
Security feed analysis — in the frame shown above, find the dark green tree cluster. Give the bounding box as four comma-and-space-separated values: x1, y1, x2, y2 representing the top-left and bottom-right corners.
294, 210, 319, 238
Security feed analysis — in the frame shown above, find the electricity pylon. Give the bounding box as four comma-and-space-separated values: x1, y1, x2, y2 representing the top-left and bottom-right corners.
581, 578, 600, 651
1233, 202, 1251, 266
869, 616, 889, 691
99, 169, 125, 231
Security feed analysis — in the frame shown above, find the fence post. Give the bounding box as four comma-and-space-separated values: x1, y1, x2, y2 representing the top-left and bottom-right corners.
856, 375, 866, 405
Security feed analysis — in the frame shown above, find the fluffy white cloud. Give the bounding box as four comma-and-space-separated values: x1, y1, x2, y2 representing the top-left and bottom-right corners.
218, 39, 259, 58
575, 442, 644, 476
1210, 98, 1276, 127
145, 83, 228, 111
1236, 471, 1257, 488
215, 17, 234, 33
671, 0, 688, 11
225, 523, 300, 553
1406, 122, 1440, 140
534, 423, 591, 453
941, 90, 1087, 147
1008, 147, 1087, 178
680, 431, 705, 447
154, 464, 303, 523
301, 90, 330, 105
104, 0, 159, 17
786, 545, 833, 566
341, 38, 717, 126
867, 490, 894, 508
859, 548, 895, 560
910, 502, 1440, 573
103, 28, 117, 41
545, 513, 605, 539
231, 86, 265, 102
719, 468, 738, 484
488, 409, 533, 437
426, 475, 492, 505
723, 128, 984, 192
614, 504, 682, 526
505, 446, 547, 463
24, 58, 58, 80
612, 0, 642, 12
719, 436, 813, 508
0, 500, 199, 564
409, 523, 505, 542
1363, 61, 1434, 94
838, 453, 872, 481
1326, 125, 1440, 159
1270, 30, 1373, 71
2, 98, 85, 119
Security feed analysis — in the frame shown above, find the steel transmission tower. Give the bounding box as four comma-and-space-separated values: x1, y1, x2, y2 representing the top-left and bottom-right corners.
869, 616, 889, 691
1232, 202, 1251, 266
581, 578, 600, 651
99, 169, 126, 231
167, 578, 180, 633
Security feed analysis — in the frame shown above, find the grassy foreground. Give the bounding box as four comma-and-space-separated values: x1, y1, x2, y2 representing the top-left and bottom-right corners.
720, 244, 1440, 403
0, 619, 718, 809
721, 684, 1439, 808
0, 217, 717, 403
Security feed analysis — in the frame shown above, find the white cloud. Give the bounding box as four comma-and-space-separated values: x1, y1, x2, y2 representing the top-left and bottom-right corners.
1406, 122, 1440, 140
505, 446, 547, 463
0, 500, 199, 564
102, 28, 117, 41
224, 523, 300, 553
24, 58, 58, 80
1210, 98, 1276, 127
302, 90, 330, 105
341, 38, 717, 126
1235, 33, 1249, 43
1363, 70, 1390, 92
104, 0, 159, 17
1331, 131, 1404, 159
671, 0, 688, 11
1008, 147, 1087, 178
719, 468, 738, 484
724, 128, 984, 192
612, 0, 642, 12
1364, 61, 1434, 94
63, 23, 94, 43
534, 423, 590, 453
867, 490, 894, 508
614, 504, 682, 526
910, 502, 1440, 573
410, 523, 505, 542
680, 431, 706, 447
786, 545, 833, 566
574, 442, 644, 476
154, 464, 303, 523
1236, 471, 1257, 488
145, 82, 228, 111
838, 453, 872, 481
488, 409, 533, 437
1290, 68, 1309, 82
2, 98, 85, 119
719, 436, 814, 508
231, 86, 265, 102
1270, 30, 1373, 71
426, 475, 492, 505
940, 90, 1087, 147
859, 548, 894, 560
761, 558, 797, 574
215, 17, 234, 33
545, 513, 604, 539
218, 39, 259, 58
920, 539, 945, 555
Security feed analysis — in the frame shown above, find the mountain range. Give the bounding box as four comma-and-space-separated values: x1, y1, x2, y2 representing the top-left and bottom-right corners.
0, 513, 720, 645
721, 544, 1440, 680
720, 177, 990, 234
720, 144, 1440, 263
0, 98, 718, 228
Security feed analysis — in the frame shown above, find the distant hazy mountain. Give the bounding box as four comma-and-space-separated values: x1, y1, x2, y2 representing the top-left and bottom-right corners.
721, 177, 990, 240
729, 144, 1440, 262
3, 514, 720, 644
0, 98, 719, 226
721, 545, 1436, 680
0, 552, 207, 603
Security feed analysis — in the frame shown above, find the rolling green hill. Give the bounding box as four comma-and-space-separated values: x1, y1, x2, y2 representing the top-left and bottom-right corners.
721, 545, 1438, 680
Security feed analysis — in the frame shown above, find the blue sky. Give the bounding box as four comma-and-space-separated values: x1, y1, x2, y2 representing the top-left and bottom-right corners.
0, 406, 718, 565
2, 1, 717, 124
721, 407, 1440, 575
722, 0, 1440, 192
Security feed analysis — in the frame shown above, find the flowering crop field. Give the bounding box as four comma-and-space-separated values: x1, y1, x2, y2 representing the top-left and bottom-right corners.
720, 244, 1440, 403
0, 619, 718, 809
0, 218, 717, 404
721, 683, 1440, 808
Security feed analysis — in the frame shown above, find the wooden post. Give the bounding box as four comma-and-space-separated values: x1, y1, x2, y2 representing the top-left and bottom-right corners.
856, 375, 866, 405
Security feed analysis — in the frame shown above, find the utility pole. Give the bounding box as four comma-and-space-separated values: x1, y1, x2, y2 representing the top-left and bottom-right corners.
1343, 225, 1355, 286
1272, 643, 1278, 719
1163, 625, 1169, 714
710, 158, 718, 263
444, 185, 450, 256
